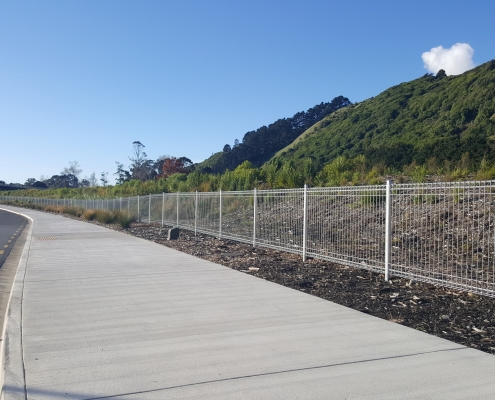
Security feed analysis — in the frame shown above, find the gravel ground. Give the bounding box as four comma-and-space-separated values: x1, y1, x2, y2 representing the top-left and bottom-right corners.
10, 206, 495, 356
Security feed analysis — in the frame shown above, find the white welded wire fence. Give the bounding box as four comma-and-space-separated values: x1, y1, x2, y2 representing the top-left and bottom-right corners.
2, 180, 495, 298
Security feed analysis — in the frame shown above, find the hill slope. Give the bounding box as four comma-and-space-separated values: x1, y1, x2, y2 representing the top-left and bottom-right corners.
197, 96, 351, 173
271, 61, 495, 170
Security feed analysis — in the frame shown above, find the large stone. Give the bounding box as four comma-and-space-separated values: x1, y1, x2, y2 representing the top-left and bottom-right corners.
167, 227, 179, 240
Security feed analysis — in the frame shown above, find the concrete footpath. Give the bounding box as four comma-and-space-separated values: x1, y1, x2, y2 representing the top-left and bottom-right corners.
1, 206, 495, 399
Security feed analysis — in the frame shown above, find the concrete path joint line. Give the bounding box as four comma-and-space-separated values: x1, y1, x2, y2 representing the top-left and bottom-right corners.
82, 347, 468, 400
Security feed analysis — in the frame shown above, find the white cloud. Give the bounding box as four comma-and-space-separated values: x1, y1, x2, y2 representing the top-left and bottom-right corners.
422, 43, 475, 75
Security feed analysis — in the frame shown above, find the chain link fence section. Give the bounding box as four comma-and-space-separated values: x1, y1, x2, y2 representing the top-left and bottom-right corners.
2, 181, 495, 297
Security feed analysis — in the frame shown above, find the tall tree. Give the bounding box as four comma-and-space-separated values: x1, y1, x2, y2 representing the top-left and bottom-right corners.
159, 157, 193, 178
100, 172, 109, 187
44, 174, 79, 188
128, 141, 156, 180
114, 162, 131, 184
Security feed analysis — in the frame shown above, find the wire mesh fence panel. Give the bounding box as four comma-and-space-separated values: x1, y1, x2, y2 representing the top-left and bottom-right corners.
178, 193, 196, 230
196, 192, 220, 236
138, 196, 149, 223
390, 182, 495, 297
148, 194, 160, 224
120, 197, 129, 215
221, 191, 254, 243
307, 186, 386, 272
256, 189, 305, 254
127, 196, 138, 219
2, 181, 495, 297
161, 194, 177, 225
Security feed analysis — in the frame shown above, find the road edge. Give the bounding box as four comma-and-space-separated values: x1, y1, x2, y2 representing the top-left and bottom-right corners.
0, 208, 33, 400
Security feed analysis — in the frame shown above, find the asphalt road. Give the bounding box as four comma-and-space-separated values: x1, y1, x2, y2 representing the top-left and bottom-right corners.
0, 209, 27, 269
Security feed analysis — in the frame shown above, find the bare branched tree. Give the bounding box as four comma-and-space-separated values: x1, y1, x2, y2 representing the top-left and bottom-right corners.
61, 161, 83, 178
129, 141, 156, 180
88, 172, 98, 187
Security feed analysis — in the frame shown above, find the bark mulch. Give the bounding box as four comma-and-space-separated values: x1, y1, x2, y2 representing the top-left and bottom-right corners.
121, 223, 495, 356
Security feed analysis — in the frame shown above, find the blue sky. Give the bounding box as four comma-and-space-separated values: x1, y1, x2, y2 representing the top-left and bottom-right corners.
1, 0, 493, 184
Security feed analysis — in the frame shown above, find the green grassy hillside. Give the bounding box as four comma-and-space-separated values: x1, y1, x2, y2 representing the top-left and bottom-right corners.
271, 61, 495, 170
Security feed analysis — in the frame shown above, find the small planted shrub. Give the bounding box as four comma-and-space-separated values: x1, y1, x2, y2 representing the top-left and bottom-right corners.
116, 212, 136, 229
64, 206, 84, 217
94, 210, 114, 224
82, 209, 97, 221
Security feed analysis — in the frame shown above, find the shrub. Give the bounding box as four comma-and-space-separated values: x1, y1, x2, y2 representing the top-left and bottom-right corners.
64, 206, 84, 217
82, 209, 97, 221
94, 210, 114, 224
116, 212, 136, 229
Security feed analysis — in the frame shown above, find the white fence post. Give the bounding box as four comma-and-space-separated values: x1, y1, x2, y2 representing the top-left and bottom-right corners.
253, 188, 257, 247
176, 191, 179, 227
302, 184, 308, 262
161, 192, 165, 227
219, 189, 222, 239
148, 193, 151, 224
384, 180, 392, 282
195, 190, 198, 236
137, 195, 140, 222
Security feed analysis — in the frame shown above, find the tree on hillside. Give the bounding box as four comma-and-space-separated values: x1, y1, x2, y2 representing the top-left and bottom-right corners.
159, 157, 193, 178
153, 155, 172, 177
44, 174, 79, 188
198, 96, 352, 173
436, 69, 447, 78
